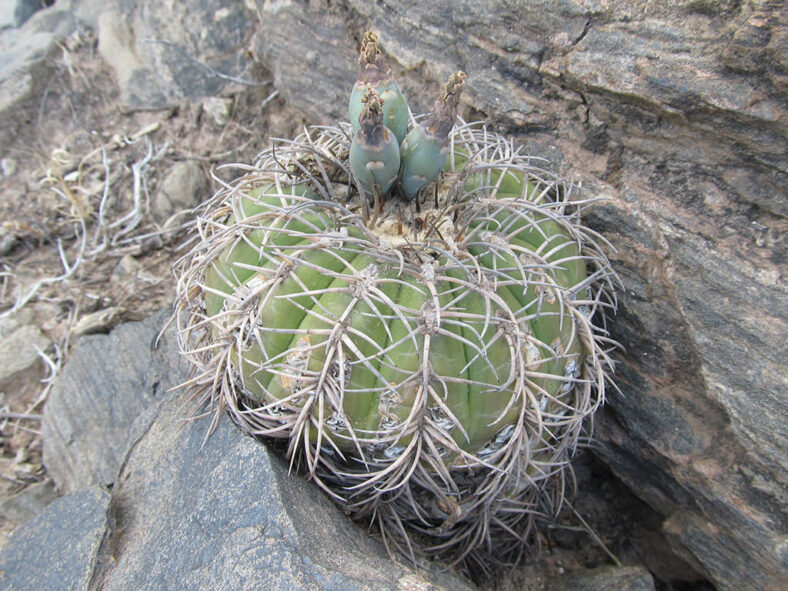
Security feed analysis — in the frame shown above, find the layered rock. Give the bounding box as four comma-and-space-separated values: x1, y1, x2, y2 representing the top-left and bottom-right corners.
252, 2, 787, 590
96, 0, 264, 109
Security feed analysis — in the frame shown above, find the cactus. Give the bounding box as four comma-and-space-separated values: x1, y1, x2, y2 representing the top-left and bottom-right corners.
175, 32, 617, 574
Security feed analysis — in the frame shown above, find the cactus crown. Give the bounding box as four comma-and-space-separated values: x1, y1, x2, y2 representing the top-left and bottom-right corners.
174, 30, 618, 578
348, 35, 466, 201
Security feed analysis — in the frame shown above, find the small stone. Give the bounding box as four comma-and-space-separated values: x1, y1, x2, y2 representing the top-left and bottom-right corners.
151, 161, 209, 226
1, 157, 17, 177
202, 96, 233, 126
0, 307, 34, 339
111, 254, 142, 283
71, 306, 123, 337
0, 323, 51, 389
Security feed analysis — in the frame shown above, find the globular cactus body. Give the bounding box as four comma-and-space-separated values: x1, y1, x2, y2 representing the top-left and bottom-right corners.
175, 32, 616, 573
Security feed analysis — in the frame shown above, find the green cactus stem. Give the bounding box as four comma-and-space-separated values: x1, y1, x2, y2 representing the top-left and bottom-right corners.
400, 71, 467, 199
349, 88, 401, 196
348, 31, 409, 144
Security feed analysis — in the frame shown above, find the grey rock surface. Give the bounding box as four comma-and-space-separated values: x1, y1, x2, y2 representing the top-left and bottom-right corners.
251, 2, 787, 590
41, 309, 186, 493
95, 389, 475, 591
0, 486, 110, 591
97, 0, 263, 109
0, 479, 58, 528
544, 565, 655, 591
0, 0, 102, 148
0, 0, 45, 30
0, 27, 54, 138
0, 0, 264, 116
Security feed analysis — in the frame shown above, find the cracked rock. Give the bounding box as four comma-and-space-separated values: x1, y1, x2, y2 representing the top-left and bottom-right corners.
0, 486, 110, 591
42, 310, 186, 493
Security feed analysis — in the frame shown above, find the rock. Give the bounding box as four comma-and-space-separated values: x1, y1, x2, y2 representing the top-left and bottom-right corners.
41, 309, 187, 493
545, 565, 655, 591
0, 1, 15, 29
0, 322, 51, 390
97, 0, 261, 109
250, 2, 787, 590
71, 306, 124, 336
0, 0, 92, 147
110, 254, 161, 285
0, 479, 58, 528
0, 486, 110, 591
1, 156, 16, 176
202, 95, 233, 126
255, 3, 357, 124
0, 0, 45, 29
0, 224, 17, 255
94, 389, 475, 591
151, 160, 209, 227
0, 0, 100, 149
0, 306, 33, 338
111, 255, 140, 283
0, 28, 55, 140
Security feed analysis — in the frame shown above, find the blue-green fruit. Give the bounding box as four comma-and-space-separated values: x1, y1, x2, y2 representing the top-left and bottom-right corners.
400, 72, 466, 199
349, 89, 401, 195
348, 31, 409, 144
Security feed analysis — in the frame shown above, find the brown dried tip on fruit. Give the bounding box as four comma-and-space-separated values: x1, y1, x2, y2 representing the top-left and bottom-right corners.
357, 30, 389, 85
423, 71, 467, 139
358, 89, 386, 143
